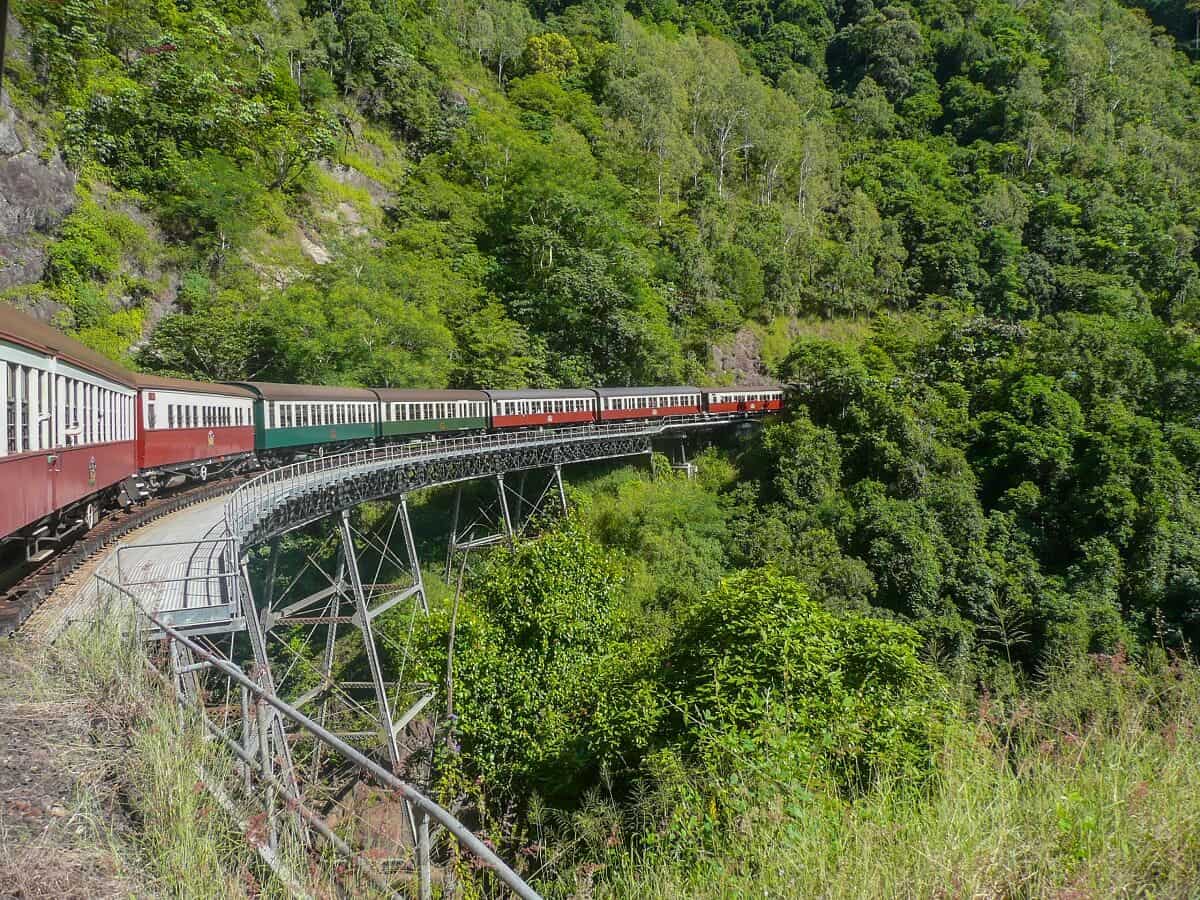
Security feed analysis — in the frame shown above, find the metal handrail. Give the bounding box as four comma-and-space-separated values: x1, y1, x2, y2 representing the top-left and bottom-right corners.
96, 574, 542, 900
223, 414, 739, 542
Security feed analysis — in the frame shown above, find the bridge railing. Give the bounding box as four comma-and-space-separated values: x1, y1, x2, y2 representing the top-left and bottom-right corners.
223, 414, 736, 541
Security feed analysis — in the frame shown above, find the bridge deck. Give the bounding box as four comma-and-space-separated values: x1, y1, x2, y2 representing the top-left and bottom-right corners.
88, 414, 745, 635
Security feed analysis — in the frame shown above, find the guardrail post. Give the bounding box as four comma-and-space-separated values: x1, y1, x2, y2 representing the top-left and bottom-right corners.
257, 695, 279, 852
418, 811, 433, 900
239, 559, 299, 797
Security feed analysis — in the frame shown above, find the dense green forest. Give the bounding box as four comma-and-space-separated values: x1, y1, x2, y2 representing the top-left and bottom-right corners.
8, 0, 1200, 891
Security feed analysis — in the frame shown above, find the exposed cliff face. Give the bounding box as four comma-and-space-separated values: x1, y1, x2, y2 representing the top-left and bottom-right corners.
0, 93, 77, 294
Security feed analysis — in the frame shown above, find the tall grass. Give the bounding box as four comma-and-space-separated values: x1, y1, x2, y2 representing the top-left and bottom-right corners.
47, 617, 295, 898
551, 650, 1200, 898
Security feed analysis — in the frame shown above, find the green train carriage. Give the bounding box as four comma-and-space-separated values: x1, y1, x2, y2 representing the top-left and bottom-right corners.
228, 382, 379, 456
375, 389, 490, 438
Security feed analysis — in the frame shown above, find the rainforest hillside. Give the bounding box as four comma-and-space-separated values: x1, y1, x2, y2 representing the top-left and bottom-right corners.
1, 0, 1199, 390
8, 0, 1200, 893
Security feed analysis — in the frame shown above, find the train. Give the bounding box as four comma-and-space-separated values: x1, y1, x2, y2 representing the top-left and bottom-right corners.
0, 305, 783, 559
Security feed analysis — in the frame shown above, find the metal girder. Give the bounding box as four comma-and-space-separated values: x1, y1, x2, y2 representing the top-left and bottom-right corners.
338, 509, 403, 771
242, 433, 652, 550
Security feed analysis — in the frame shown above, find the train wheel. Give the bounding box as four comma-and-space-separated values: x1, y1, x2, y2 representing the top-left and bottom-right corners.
83, 502, 99, 531
198, 464, 209, 483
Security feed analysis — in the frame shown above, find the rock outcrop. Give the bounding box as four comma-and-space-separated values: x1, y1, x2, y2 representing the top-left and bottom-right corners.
0, 93, 77, 292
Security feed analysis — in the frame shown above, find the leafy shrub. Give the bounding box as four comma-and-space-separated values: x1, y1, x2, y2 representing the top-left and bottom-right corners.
407, 523, 663, 804
665, 570, 949, 786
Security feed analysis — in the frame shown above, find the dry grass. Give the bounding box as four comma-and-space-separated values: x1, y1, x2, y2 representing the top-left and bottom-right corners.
0, 619, 289, 899
0, 639, 144, 899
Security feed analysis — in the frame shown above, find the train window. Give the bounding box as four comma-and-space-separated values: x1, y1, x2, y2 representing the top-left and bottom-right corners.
3, 364, 12, 454
18, 367, 30, 450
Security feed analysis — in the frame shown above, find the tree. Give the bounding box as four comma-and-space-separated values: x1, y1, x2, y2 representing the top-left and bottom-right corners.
522, 32, 578, 79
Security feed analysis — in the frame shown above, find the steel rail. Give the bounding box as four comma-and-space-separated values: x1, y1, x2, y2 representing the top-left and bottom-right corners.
96, 573, 543, 900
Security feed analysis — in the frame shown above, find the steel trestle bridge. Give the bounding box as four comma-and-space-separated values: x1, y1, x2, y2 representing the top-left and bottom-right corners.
96, 412, 758, 897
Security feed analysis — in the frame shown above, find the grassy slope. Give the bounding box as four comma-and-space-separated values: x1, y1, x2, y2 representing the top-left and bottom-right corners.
585, 655, 1200, 897
0, 620, 298, 898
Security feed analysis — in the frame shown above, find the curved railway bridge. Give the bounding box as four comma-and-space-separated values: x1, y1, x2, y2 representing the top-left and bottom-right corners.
79, 412, 755, 897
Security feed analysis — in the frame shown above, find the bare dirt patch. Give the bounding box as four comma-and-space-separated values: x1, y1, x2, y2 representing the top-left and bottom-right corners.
0, 641, 145, 899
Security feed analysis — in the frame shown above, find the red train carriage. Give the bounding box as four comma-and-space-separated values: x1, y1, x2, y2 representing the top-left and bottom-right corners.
485, 389, 597, 429
0, 306, 138, 556
702, 387, 784, 415
134, 375, 256, 484
596, 386, 702, 422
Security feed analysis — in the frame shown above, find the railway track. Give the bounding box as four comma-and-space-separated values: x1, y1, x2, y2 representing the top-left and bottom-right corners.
0, 477, 245, 638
